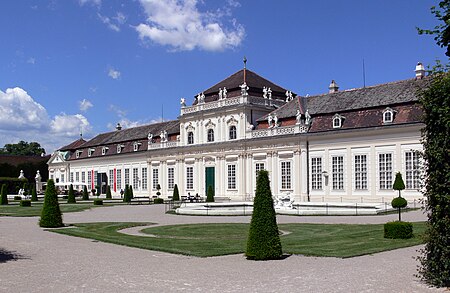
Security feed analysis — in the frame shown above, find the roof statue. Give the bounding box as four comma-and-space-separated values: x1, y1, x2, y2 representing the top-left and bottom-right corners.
273, 113, 278, 128
223, 87, 227, 99
296, 109, 302, 124
305, 109, 311, 125
160, 130, 168, 142
263, 86, 268, 99
180, 98, 186, 107
267, 114, 273, 128
148, 133, 153, 144
240, 82, 249, 96
197, 92, 205, 104
218, 88, 223, 100
267, 87, 272, 99
285, 90, 293, 102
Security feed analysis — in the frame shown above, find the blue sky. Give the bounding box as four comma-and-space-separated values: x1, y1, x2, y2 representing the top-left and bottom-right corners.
0, 0, 446, 153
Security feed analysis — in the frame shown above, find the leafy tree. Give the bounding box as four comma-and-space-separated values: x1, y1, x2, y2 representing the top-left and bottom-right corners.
67, 184, 76, 204
246, 170, 282, 260
172, 184, 180, 201
106, 185, 112, 199
418, 0, 450, 57
39, 179, 63, 228
31, 185, 38, 201
0, 141, 45, 156
82, 185, 89, 200
0, 184, 8, 205
206, 185, 214, 202
417, 71, 450, 287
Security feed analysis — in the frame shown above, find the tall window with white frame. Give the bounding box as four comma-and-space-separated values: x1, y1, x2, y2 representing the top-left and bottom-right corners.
186, 166, 194, 190
255, 162, 265, 177
70, 172, 74, 183
332, 156, 344, 190
61, 174, 65, 183
311, 157, 323, 190
379, 153, 393, 189
207, 129, 214, 142
116, 169, 122, 191
109, 170, 114, 189
81, 171, 85, 183
87, 171, 91, 187
167, 167, 174, 189
94, 171, 98, 187
354, 154, 368, 190
405, 151, 420, 189
227, 164, 236, 189
141, 167, 147, 190
281, 161, 292, 189
124, 169, 129, 187
187, 132, 194, 144
75, 172, 79, 183
229, 126, 237, 140
133, 168, 139, 190
152, 168, 159, 190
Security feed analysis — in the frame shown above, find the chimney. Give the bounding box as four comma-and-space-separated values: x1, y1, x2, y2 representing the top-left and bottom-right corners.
415, 62, 425, 79
116, 123, 122, 131
329, 80, 339, 93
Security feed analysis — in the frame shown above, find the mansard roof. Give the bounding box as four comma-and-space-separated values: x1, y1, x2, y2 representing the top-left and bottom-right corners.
59, 138, 86, 151
262, 77, 430, 121
80, 120, 180, 148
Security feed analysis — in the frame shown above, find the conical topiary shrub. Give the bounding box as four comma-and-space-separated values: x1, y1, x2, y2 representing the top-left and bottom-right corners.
67, 184, 76, 204
106, 185, 112, 199
96, 185, 100, 197
1, 184, 8, 205
31, 186, 38, 201
172, 184, 180, 201
246, 170, 282, 260
39, 179, 63, 228
123, 184, 131, 203
82, 185, 89, 200
130, 185, 134, 199
206, 185, 214, 202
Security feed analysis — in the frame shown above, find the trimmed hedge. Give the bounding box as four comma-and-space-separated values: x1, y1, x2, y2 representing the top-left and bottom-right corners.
67, 184, 76, 204
20, 200, 31, 207
384, 221, 413, 239
93, 199, 103, 205
172, 184, 180, 201
153, 198, 164, 204
206, 185, 215, 202
0, 177, 28, 194
106, 186, 112, 199
0, 184, 7, 205
39, 179, 64, 228
391, 197, 407, 208
14, 196, 22, 201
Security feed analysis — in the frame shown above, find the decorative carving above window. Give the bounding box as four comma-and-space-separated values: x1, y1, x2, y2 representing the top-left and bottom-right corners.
185, 122, 195, 132
205, 119, 216, 130
226, 115, 238, 126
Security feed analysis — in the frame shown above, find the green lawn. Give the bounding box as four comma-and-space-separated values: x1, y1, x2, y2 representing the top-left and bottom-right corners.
0, 202, 117, 217
50, 222, 427, 258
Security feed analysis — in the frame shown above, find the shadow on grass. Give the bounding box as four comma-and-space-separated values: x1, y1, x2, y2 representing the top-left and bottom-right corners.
0, 248, 28, 263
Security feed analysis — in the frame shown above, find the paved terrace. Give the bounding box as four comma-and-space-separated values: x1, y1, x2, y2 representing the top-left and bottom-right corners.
0, 205, 443, 292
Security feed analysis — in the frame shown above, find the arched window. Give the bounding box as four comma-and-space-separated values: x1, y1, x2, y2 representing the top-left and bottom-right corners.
229, 125, 237, 140
207, 129, 214, 142
383, 108, 395, 123
332, 114, 344, 129
187, 131, 194, 144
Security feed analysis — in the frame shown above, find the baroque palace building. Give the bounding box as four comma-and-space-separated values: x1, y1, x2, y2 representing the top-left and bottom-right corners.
48, 63, 428, 202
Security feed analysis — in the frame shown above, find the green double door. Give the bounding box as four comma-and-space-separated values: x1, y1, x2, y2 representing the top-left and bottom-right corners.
205, 167, 215, 196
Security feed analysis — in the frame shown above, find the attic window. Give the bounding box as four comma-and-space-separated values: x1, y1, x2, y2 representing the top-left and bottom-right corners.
117, 144, 124, 154
383, 107, 396, 124
101, 147, 109, 156
133, 142, 142, 152
75, 150, 82, 159
332, 114, 344, 129
88, 148, 95, 157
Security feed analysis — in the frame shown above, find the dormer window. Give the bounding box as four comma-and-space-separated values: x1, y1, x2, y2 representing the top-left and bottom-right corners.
187, 131, 194, 145
332, 114, 344, 129
207, 129, 215, 142
75, 150, 82, 159
383, 107, 396, 124
101, 147, 109, 155
229, 126, 237, 140
88, 148, 95, 157
133, 142, 141, 152
117, 144, 124, 154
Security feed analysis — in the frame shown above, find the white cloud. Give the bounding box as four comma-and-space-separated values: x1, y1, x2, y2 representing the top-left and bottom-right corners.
79, 0, 101, 7
108, 68, 121, 79
98, 13, 120, 32
0, 87, 92, 153
79, 99, 93, 112
135, 0, 245, 52
27, 57, 36, 64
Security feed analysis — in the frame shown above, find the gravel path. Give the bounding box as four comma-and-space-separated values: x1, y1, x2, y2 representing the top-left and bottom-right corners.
0, 205, 443, 292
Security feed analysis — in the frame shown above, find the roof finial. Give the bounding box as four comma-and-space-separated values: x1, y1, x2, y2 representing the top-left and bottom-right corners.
243, 56, 247, 82
80, 126, 83, 138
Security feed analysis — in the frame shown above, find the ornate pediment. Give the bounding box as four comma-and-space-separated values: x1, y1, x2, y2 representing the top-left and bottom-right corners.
226, 115, 238, 126
205, 119, 216, 129
185, 122, 195, 132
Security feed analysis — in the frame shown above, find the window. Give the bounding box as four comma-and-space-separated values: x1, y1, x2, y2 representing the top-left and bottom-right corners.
227, 164, 236, 189
102, 147, 108, 155
109, 170, 114, 187
61, 174, 65, 183
116, 169, 122, 190
332, 156, 344, 190
94, 171, 98, 187
229, 126, 237, 140
379, 153, 393, 189
255, 163, 265, 177
311, 157, 323, 190
142, 167, 147, 190
187, 132, 194, 144
383, 107, 395, 123
81, 171, 85, 183
186, 166, 194, 190
117, 145, 122, 153
332, 114, 344, 128
405, 151, 420, 189
70, 172, 74, 183
75, 172, 79, 183
354, 154, 368, 190
88, 148, 94, 157
76, 151, 81, 158
207, 129, 214, 142
133, 142, 141, 152
152, 168, 159, 190
133, 168, 139, 189
281, 161, 292, 189
87, 171, 92, 187
124, 169, 129, 186
168, 167, 174, 189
